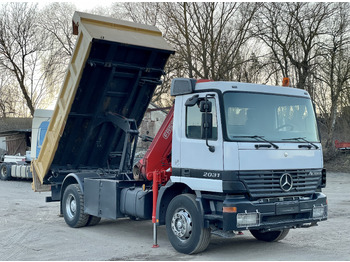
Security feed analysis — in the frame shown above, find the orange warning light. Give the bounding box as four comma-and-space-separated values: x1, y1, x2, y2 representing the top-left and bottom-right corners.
223, 207, 237, 213
282, 77, 290, 87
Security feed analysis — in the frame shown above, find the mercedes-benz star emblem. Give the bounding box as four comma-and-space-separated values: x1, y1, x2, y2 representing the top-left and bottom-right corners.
280, 173, 293, 192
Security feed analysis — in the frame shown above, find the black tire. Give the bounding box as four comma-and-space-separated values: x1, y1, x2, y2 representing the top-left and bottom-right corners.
166, 194, 211, 254
250, 229, 289, 242
86, 215, 101, 226
62, 184, 89, 228
0, 163, 11, 180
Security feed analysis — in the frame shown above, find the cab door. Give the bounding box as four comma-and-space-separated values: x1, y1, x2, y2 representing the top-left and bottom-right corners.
173, 93, 224, 192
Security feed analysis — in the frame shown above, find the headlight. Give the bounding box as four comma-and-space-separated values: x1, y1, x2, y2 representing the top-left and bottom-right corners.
237, 211, 260, 228
313, 205, 327, 219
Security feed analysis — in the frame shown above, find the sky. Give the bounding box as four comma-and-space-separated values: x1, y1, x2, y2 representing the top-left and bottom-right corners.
68, 0, 115, 11
34, 0, 116, 12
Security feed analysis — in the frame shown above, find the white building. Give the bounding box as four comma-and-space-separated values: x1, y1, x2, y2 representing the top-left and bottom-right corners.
136, 103, 169, 153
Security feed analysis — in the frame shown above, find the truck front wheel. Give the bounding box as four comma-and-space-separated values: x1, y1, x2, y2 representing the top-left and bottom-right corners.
86, 215, 101, 226
250, 229, 289, 242
62, 184, 89, 228
0, 163, 11, 180
166, 194, 211, 254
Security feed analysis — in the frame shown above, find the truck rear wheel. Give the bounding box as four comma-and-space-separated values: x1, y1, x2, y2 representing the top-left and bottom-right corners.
62, 184, 89, 228
250, 229, 289, 242
0, 163, 11, 180
166, 194, 211, 254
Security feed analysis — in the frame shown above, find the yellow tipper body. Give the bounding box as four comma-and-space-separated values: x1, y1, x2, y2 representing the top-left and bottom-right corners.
31, 12, 174, 191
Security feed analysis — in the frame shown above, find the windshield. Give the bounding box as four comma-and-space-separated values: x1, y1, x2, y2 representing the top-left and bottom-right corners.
223, 92, 319, 143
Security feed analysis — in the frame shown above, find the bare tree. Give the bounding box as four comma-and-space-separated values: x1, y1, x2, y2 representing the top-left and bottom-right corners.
162, 2, 259, 81
231, 45, 268, 84
254, 2, 335, 97
111, 2, 260, 105
38, 2, 77, 104
0, 3, 49, 116
0, 75, 14, 117
313, 3, 350, 153
40, 3, 76, 59
0, 72, 28, 118
118, 2, 161, 26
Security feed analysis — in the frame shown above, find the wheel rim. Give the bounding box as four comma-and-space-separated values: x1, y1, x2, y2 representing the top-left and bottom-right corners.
171, 208, 193, 241
1, 166, 6, 176
65, 194, 77, 220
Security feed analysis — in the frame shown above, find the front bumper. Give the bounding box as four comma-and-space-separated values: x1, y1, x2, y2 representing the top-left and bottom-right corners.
221, 192, 327, 231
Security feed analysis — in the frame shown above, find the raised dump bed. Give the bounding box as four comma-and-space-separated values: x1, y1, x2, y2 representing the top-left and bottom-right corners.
32, 12, 174, 191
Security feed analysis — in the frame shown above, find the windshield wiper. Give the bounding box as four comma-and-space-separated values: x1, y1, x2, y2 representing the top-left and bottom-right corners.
233, 135, 279, 149
282, 137, 319, 149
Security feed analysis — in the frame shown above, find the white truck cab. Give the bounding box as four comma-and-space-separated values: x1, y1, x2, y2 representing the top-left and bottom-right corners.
172, 80, 323, 191
169, 78, 327, 238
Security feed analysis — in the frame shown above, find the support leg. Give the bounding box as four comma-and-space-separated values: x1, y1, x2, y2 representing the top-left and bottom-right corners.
153, 223, 159, 248
152, 171, 160, 248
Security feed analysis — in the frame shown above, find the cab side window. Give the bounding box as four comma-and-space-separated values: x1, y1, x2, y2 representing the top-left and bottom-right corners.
186, 98, 217, 140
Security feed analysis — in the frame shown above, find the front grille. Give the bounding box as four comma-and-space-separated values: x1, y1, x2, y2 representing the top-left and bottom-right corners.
239, 169, 322, 199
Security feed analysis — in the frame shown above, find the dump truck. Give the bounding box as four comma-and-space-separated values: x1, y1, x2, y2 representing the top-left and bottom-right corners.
32, 12, 327, 255
0, 109, 52, 180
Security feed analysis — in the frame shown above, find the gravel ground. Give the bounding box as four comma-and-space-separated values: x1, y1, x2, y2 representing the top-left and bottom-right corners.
0, 172, 349, 261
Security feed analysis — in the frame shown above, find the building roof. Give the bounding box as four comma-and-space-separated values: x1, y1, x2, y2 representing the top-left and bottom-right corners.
0, 117, 32, 135
148, 103, 171, 114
